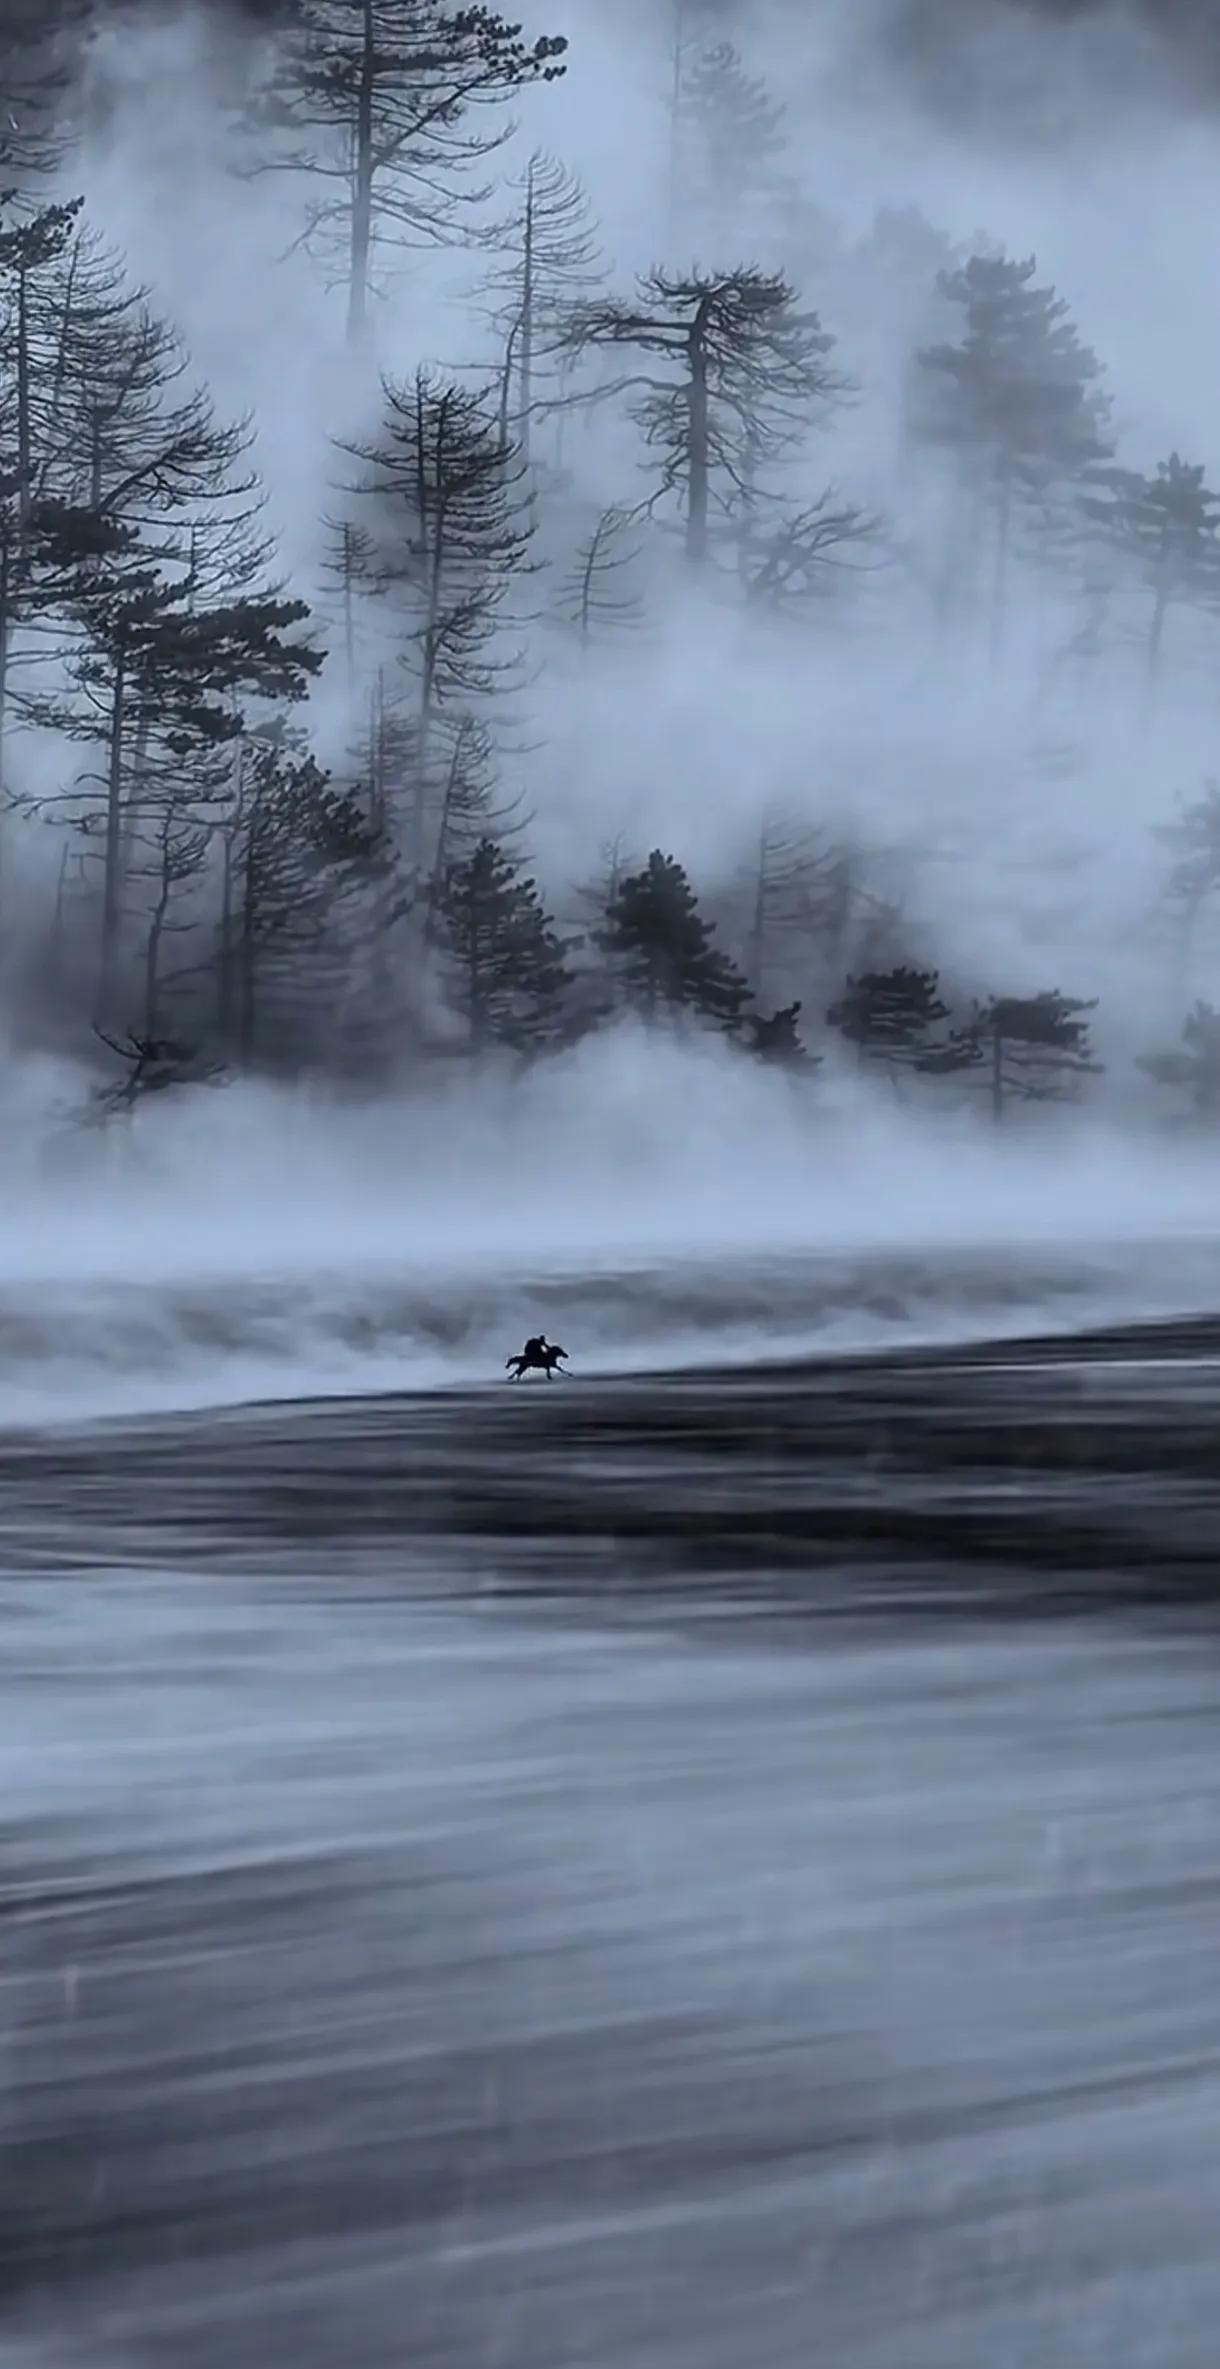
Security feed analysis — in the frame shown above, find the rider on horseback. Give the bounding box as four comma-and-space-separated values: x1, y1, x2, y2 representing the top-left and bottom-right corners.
506, 1333, 570, 1379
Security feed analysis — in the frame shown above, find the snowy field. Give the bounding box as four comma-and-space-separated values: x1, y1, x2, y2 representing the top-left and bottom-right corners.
4, 1350, 1220, 2367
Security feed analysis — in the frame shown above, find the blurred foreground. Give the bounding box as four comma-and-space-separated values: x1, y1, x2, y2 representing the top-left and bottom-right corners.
5, 1334, 1220, 2366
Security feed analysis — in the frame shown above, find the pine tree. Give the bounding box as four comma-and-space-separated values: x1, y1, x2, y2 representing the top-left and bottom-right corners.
43, 568, 321, 1022
747, 1000, 817, 1070
664, 0, 746, 224
128, 800, 211, 1042
216, 739, 379, 1065
1083, 453, 1220, 680
557, 505, 644, 641
0, 194, 85, 793
740, 489, 878, 610
0, 0, 89, 178
0, 200, 259, 552
560, 267, 842, 566
827, 965, 954, 1075
674, 40, 790, 240
916, 253, 1110, 654
482, 150, 603, 465
341, 371, 531, 881
439, 836, 571, 1050
853, 210, 961, 411
599, 849, 751, 1028
970, 990, 1101, 1121
0, 195, 268, 870
318, 514, 376, 695
729, 810, 844, 1006
243, 0, 567, 345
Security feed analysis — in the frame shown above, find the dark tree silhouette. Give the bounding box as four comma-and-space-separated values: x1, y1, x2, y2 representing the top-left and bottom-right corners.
243, 0, 567, 344
439, 834, 571, 1050
214, 736, 380, 1063
558, 266, 842, 565
128, 799, 211, 1040
600, 848, 751, 1028
482, 149, 603, 463
747, 1000, 818, 1070
740, 488, 879, 609
42, 571, 321, 1021
557, 505, 644, 641
1, 196, 274, 933
827, 965, 954, 1075
318, 514, 376, 695
0, 199, 260, 563
342, 371, 531, 878
970, 990, 1101, 1121
91, 1027, 226, 1120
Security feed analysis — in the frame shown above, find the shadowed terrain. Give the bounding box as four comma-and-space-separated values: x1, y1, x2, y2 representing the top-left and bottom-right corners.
4, 1326, 1220, 2365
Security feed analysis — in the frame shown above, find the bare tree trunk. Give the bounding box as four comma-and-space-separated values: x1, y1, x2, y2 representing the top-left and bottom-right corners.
425, 721, 468, 945
142, 825, 174, 1039
416, 389, 448, 871
116, 708, 151, 888
218, 820, 236, 1040
96, 647, 127, 1022
467, 918, 485, 1049
16, 265, 32, 538
346, 0, 376, 348
342, 524, 357, 693
48, 843, 72, 985
519, 160, 536, 465
497, 311, 521, 452
0, 536, 9, 895
239, 820, 258, 1062
736, 429, 760, 588
748, 825, 767, 1000
368, 670, 395, 1004
686, 300, 711, 565
577, 518, 602, 641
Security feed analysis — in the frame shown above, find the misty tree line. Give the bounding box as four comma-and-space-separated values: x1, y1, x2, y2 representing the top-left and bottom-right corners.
0, 0, 1217, 1123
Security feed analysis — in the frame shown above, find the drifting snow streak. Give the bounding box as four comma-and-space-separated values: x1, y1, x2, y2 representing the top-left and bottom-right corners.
1, 1236, 1220, 1424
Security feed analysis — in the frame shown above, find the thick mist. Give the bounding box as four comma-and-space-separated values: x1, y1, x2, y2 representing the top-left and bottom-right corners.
2, 0, 1220, 1404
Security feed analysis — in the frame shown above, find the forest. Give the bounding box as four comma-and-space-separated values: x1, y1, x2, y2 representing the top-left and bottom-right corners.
1, 0, 1219, 1130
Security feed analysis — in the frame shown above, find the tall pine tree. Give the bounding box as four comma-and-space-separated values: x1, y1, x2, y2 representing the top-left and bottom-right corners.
917, 253, 1110, 655
439, 836, 571, 1050
600, 849, 750, 1028
243, 1, 567, 344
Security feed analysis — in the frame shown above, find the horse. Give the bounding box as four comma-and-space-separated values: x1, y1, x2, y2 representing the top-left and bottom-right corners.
505, 1338, 570, 1381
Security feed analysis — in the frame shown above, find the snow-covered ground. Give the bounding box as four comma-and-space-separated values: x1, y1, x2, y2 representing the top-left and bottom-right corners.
5, 1524, 1220, 2367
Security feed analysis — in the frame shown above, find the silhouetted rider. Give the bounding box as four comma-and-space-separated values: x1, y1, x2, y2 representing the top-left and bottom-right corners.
521, 1334, 548, 1364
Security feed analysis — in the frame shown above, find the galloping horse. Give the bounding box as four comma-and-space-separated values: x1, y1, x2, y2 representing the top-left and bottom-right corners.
506, 1334, 570, 1381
